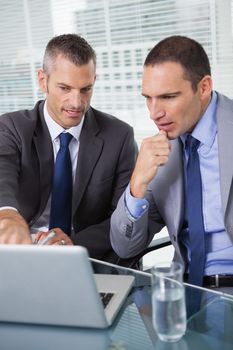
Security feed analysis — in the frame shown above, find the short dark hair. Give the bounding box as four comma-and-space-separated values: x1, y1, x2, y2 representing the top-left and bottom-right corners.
43, 33, 96, 74
144, 35, 211, 91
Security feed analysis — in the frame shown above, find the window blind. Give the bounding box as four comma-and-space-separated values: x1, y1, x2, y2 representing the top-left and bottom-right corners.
0, 0, 233, 144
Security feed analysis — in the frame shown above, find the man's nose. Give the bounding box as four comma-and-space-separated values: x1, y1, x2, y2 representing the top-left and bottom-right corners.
149, 100, 165, 120
70, 91, 82, 108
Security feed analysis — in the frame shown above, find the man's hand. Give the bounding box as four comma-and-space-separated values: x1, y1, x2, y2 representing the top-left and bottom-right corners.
130, 130, 170, 198
0, 209, 32, 244
35, 228, 73, 246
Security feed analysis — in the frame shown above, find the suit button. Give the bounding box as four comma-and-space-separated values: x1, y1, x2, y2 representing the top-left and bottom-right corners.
126, 224, 132, 238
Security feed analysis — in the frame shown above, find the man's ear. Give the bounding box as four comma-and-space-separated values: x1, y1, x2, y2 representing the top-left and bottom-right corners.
198, 75, 212, 100
38, 68, 48, 93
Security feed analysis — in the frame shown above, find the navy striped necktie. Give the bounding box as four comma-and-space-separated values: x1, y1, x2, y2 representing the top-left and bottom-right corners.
186, 135, 206, 286
49, 132, 73, 235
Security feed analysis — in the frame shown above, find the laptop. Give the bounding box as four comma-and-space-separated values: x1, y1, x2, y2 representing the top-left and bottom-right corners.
0, 245, 134, 328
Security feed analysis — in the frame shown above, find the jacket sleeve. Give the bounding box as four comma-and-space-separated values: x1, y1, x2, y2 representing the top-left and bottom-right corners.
110, 186, 165, 259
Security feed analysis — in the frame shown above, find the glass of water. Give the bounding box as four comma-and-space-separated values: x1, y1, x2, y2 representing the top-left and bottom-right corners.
151, 262, 186, 342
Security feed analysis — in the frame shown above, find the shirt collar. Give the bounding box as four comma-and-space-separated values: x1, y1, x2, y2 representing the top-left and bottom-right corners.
43, 100, 84, 142
180, 91, 218, 148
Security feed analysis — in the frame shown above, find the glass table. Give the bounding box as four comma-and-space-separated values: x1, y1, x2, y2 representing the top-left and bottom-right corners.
0, 258, 233, 350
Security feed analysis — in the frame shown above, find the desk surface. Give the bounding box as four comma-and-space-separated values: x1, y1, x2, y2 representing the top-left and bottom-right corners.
1, 259, 233, 350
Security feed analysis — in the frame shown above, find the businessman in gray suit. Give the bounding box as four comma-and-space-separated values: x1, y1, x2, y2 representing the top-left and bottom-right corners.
0, 34, 137, 263
111, 35, 233, 288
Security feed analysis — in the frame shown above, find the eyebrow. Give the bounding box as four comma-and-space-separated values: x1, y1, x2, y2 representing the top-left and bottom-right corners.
57, 82, 72, 88
80, 84, 94, 90
141, 91, 181, 98
57, 82, 94, 90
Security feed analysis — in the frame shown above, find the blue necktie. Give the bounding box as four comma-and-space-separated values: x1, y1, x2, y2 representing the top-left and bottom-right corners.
49, 133, 73, 235
186, 135, 206, 286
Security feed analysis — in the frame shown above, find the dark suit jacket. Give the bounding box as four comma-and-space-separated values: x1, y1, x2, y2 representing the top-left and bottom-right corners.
0, 100, 137, 263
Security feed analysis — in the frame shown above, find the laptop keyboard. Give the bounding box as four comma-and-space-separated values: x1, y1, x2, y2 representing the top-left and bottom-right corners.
99, 292, 114, 308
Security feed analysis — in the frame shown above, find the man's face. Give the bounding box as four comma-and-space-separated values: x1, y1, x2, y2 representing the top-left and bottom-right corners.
141, 62, 212, 139
38, 55, 96, 129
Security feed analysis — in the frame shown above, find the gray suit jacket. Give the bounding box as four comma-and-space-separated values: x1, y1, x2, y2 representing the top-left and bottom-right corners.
0, 101, 137, 262
110, 92, 233, 264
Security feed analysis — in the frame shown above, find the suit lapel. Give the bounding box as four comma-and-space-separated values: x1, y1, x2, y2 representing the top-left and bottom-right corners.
72, 108, 103, 214
33, 102, 54, 219
217, 93, 233, 216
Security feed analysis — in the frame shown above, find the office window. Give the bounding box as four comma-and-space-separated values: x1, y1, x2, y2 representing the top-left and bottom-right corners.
102, 74, 109, 80
114, 73, 121, 80
0, 0, 233, 144
125, 73, 132, 80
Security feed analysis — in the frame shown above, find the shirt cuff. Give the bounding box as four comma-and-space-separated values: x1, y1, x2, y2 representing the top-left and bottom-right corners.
124, 184, 148, 220
0, 206, 18, 211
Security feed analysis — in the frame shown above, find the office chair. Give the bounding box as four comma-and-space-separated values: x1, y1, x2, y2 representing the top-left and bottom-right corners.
141, 235, 172, 256
114, 235, 172, 270
138, 235, 172, 271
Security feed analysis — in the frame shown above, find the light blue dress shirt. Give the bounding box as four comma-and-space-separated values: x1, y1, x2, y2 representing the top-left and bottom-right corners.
125, 185, 148, 219
126, 91, 233, 275
181, 92, 233, 275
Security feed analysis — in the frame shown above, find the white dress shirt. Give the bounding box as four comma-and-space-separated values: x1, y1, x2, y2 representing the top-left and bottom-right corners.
0, 101, 84, 235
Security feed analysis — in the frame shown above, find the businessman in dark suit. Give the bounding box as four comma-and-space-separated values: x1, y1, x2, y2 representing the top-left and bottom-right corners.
0, 34, 136, 263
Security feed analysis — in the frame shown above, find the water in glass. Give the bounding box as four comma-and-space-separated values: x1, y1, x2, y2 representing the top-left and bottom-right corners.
152, 285, 186, 342
151, 262, 187, 342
